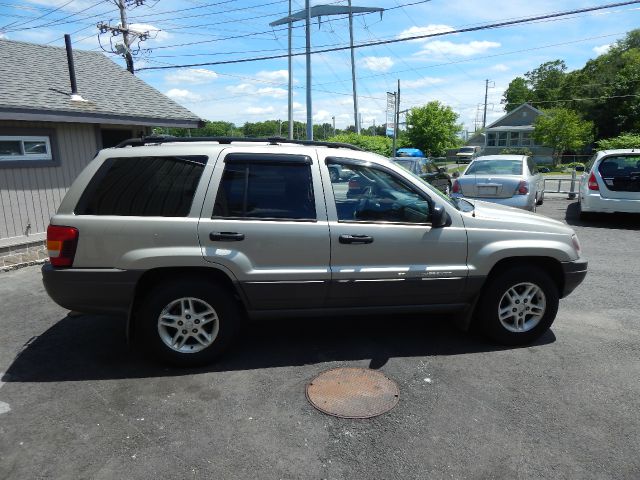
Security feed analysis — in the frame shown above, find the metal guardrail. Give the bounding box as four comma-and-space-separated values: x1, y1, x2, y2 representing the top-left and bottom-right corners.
543, 170, 578, 199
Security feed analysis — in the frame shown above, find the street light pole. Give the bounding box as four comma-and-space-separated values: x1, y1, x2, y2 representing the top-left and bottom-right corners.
288, 0, 293, 140
305, 0, 313, 140
348, 0, 360, 135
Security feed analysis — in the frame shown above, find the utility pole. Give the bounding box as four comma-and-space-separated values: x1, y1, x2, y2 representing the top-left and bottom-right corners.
287, 0, 293, 140
271, 4, 383, 142
97, 0, 151, 74
332, 116, 336, 136
482, 79, 495, 128
392, 79, 400, 157
117, 0, 134, 73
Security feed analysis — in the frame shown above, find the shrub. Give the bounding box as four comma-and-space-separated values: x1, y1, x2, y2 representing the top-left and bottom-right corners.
500, 148, 533, 156
327, 133, 393, 157
596, 133, 640, 150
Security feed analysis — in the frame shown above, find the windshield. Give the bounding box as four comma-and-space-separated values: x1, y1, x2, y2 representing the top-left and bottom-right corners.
465, 159, 523, 176
459, 147, 474, 153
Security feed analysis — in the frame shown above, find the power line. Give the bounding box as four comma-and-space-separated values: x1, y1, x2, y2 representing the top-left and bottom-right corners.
1, 3, 111, 33
0, 0, 76, 31
137, 1, 640, 71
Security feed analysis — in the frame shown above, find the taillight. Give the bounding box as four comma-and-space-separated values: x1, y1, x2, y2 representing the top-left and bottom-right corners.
452, 180, 461, 194
588, 172, 599, 191
47, 225, 78, 267
516, 180, 529, 195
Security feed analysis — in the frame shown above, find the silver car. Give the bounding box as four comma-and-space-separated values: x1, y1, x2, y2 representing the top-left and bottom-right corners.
452, 155, 544, 211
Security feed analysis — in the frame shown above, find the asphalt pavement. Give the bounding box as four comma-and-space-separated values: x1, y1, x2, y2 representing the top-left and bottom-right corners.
0, 198, 639, 479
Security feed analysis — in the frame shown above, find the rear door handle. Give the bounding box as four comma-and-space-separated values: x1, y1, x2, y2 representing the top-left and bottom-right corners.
210, 231, 245, 241
339, 234, 374, 244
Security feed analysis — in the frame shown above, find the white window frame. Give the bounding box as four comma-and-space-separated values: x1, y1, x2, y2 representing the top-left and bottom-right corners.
0, 135, 53, 162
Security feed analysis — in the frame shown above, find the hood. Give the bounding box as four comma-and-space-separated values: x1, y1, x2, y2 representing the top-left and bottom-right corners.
460, 199, 574, 235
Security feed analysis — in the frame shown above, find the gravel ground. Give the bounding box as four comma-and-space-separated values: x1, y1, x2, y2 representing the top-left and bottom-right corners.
0, 197, 639, 480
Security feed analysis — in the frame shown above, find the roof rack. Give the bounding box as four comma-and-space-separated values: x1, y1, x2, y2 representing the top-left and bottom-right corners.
114, 135, 364, 151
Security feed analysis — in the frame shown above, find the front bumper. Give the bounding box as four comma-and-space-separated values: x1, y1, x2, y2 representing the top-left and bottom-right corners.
560, 259, 588, 298
42, 263, 142, 314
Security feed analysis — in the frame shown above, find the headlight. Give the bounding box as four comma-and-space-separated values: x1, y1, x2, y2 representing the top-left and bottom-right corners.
571, 234, 582, 255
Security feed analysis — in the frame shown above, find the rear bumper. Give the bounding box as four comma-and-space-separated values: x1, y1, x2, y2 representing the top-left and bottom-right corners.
453, 193, 534, 211
561, 259, 588, 298
580, 192, 640, 213
42, 263, 142, 314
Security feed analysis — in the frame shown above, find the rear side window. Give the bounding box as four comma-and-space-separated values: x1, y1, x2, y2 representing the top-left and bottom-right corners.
213, 160, 316, 221
75, 156, 206, 216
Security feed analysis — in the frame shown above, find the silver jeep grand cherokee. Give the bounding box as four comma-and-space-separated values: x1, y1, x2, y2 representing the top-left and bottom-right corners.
42, 137, 587, 366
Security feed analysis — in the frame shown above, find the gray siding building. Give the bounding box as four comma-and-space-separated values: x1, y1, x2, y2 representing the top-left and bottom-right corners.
481, 103, 553, 162
0, 39, 202, 250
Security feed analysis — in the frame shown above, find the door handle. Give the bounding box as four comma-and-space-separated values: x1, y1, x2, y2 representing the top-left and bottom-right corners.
210, 231, 245, 241
339, 234, 374, 244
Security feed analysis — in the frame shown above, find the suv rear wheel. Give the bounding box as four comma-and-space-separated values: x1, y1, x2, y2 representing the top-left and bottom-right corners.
136, 280, 240, 366
477, 266, 559, 345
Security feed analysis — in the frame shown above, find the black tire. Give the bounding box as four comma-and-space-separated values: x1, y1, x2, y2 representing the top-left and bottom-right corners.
536, 193, 544, 205
476, 266, 559, 346
136, 280, 241, 367
329, 168, 339, 183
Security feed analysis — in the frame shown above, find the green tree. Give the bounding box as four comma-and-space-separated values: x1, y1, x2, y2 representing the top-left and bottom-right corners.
405, 101, 462, 156
533, 108, 594, 166
502, 77, 530, 112
327, 133, 393, 156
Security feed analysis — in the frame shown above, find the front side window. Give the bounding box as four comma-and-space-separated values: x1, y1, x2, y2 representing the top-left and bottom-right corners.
214, 162, 316, 221
331, 162, 430, 224
76, 156, 206, 216
0, 135, 52, 161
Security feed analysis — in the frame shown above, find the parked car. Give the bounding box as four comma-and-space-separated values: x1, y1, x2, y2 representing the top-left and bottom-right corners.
578, 150, 640, 219
451, 155, 544, 211
42, 137, 586, 366
390, 157, 452, 194
456, 146, 481, 164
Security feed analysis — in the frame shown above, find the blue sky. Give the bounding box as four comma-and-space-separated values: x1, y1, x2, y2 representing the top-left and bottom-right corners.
1, 0, 640, 133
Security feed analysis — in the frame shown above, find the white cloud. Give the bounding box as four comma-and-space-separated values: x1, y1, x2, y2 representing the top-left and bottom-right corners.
402, 77, 445, 89
415, 40, 501, 58
313, 110, 333, 123
398, 24, 455, 42
226, 83, 254, 95
491, 63, 510, 72
165, 88, 202, 102
360, 56, 394, 72
593, 44, 611, 55
256, 87, 288, 98
0, 33, 5, 39
247, 106, 274, 115
255, 70, 290, 83
165, 68, 218, 85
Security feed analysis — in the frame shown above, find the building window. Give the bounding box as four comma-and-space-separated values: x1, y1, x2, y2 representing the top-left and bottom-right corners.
487, 132, 496, 147
521, 132, 532, 147
0, 136, 53, 162
498, 132, 508, 147
509, 132, 520, 146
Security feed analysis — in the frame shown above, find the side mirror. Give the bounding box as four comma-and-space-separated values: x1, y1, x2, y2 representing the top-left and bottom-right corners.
452, 171, 460, 178
438, 167, 446, 173
431, 204, 449, 228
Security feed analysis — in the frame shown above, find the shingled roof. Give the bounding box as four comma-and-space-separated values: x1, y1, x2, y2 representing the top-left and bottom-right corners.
0, 39, 203, 128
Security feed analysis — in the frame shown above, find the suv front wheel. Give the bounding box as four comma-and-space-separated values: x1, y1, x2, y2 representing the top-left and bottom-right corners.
136, 280, 240, 366
477, 266, 559, 345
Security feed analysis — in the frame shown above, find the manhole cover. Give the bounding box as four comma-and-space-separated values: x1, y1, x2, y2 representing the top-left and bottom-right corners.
306, 367, 399, 419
